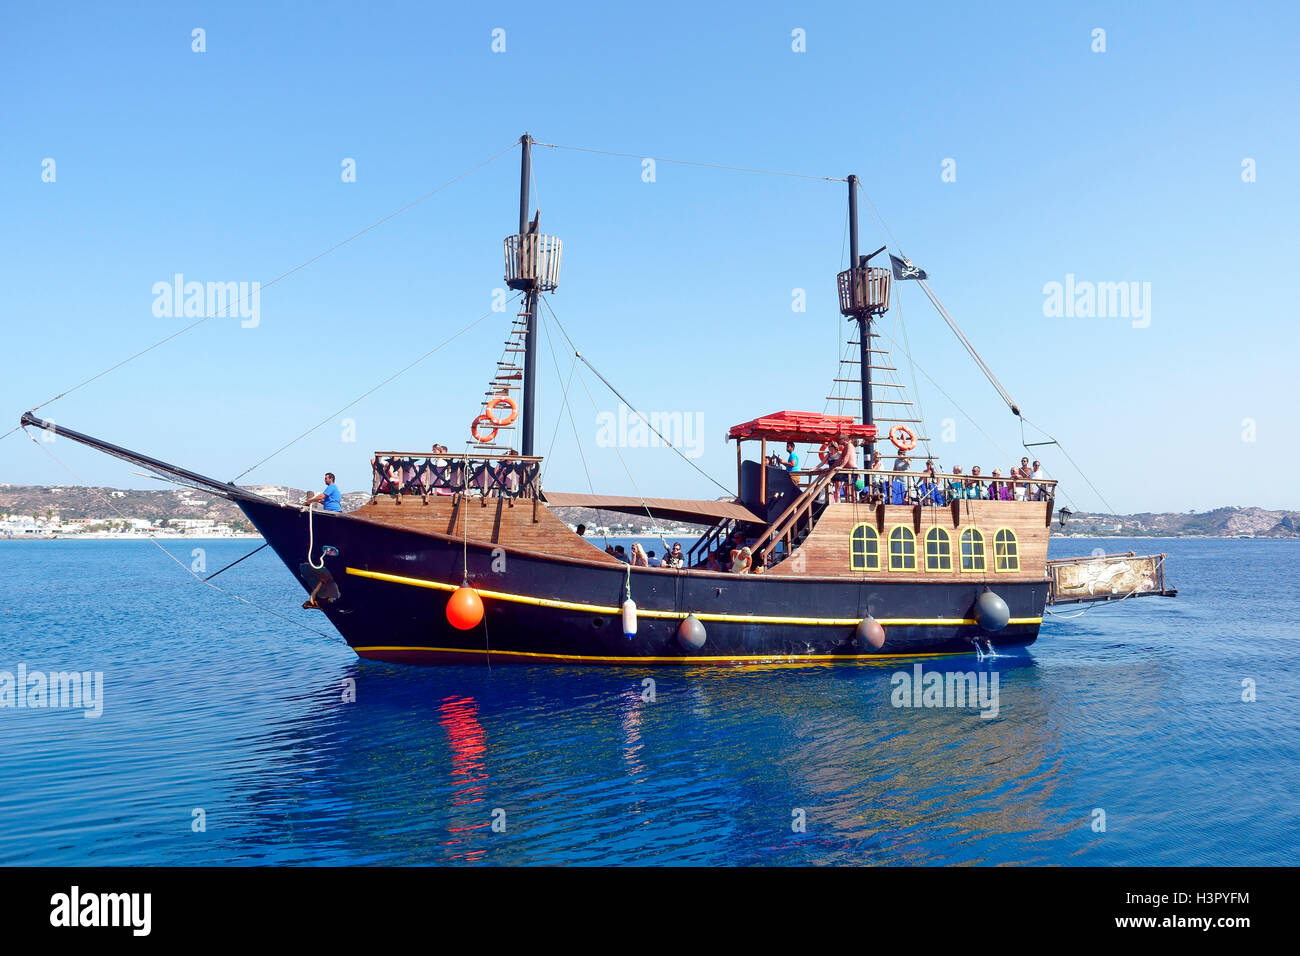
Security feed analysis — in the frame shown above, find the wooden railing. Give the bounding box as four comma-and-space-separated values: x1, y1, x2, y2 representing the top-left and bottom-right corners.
750, 469, 837, 568
687, 518, 737, 568
790, 466, 1056, 504
371, 452, 542, 500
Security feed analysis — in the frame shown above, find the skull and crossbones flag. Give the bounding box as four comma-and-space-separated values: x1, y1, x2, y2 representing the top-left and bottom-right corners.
889, 254, 928, 281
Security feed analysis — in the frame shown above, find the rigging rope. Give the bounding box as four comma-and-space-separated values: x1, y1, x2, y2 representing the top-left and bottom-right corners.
538, 309, 611, 550
19, 141, 521, 424
229, 295, 518, 483
305, 505, 325, 570
894, 289, 933, 461
21, 427, 339, 643
1019, 415, 1115, 516
540, 296, 735, 498
911, 274, 1021, 417
533, 141, 846, 183
560, 354, 669, 553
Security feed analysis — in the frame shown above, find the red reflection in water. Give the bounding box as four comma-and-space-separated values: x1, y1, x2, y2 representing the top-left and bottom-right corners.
620, 691, 645, 775
439, 694, 491, 863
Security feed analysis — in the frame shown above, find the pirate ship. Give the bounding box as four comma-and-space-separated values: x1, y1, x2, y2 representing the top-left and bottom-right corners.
21, 134, 1176, 665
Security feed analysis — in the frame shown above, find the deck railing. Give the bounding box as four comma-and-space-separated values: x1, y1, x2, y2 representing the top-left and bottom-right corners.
371, 452, 542, 500
789, 466, 1057, 505
686, 517, 738, 569
750, 468, 837, 568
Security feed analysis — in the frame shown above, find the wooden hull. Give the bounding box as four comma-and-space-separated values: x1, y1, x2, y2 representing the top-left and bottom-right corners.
238, 498, 1046, 666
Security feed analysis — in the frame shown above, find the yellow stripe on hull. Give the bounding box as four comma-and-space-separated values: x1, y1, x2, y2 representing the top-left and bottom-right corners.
344, 566, 1042, 628
352, 645, 972, 664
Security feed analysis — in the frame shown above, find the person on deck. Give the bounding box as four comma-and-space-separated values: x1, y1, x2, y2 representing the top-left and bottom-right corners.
663, 542, 685, 569
304, 473, 343, 512
916, 472, 943, 506
1015, 457, 1031, 500
945, 466, 965, 504
967, 465, 986, 499
630, 543, 649, 567
782, 442, 799, 473
1031, 460, 1047, 500
730, 546, 753, 574
988, 469, 1006, 500
828, 439, 854, 502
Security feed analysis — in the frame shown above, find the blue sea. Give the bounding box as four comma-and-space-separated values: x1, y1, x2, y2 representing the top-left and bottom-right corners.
0, 537, 1296, 866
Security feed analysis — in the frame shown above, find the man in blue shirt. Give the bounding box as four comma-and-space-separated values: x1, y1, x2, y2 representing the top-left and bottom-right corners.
305, 472, 343, 512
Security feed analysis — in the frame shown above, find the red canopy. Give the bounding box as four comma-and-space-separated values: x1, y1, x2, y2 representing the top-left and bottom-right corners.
727, 410, 878, 444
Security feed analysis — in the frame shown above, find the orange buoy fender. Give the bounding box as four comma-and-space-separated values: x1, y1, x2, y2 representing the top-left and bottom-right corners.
446, 584, 484, 630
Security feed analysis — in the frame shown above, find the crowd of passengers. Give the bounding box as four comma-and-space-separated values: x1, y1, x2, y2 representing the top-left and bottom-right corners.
598, 529, 765, 574
598, 538, 689, 569
767, 440, 1051, 505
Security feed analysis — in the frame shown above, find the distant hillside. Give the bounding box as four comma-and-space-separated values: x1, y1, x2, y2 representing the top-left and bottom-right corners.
0, 484, 369, 527
2, 486, 1295, 538
1061, 506, 1300, 538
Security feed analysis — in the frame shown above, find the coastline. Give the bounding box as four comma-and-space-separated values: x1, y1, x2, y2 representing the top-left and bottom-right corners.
0, 533, 265, 541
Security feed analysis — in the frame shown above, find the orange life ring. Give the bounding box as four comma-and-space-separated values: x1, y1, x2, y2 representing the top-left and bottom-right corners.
485, 396, 519, 427
471, 414, 499, 444
889, 424, 917, 451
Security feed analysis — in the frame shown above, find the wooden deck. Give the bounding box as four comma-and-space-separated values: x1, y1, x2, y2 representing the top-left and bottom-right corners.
351, 495, 621, 564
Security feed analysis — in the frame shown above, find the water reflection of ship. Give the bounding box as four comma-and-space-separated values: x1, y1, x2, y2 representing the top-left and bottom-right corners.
439, 695, 491, 864
214, 655, 1166, 863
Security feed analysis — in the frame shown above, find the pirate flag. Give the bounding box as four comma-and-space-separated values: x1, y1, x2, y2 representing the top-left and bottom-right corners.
889, 254, 928, 281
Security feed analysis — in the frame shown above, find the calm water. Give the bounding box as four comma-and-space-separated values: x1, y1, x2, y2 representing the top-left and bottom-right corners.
0, 537, 1296, 866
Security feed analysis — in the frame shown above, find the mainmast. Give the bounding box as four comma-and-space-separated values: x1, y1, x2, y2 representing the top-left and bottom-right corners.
502, 132, 562, 457
837, 175, 891, 437
517, 134, 538, 456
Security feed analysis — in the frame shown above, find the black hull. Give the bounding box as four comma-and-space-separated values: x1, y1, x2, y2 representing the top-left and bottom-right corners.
239, 500, 1045, 666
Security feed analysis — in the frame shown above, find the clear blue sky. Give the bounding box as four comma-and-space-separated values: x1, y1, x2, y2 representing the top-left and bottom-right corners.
2, 1, 1296, 514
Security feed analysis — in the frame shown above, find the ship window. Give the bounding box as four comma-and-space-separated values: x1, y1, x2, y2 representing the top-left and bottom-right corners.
850, 523, 880, 571
960, 528, 986, 572
888, 526, 916, 571
994, 528, 1019, 572
924, 527, 952, 572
